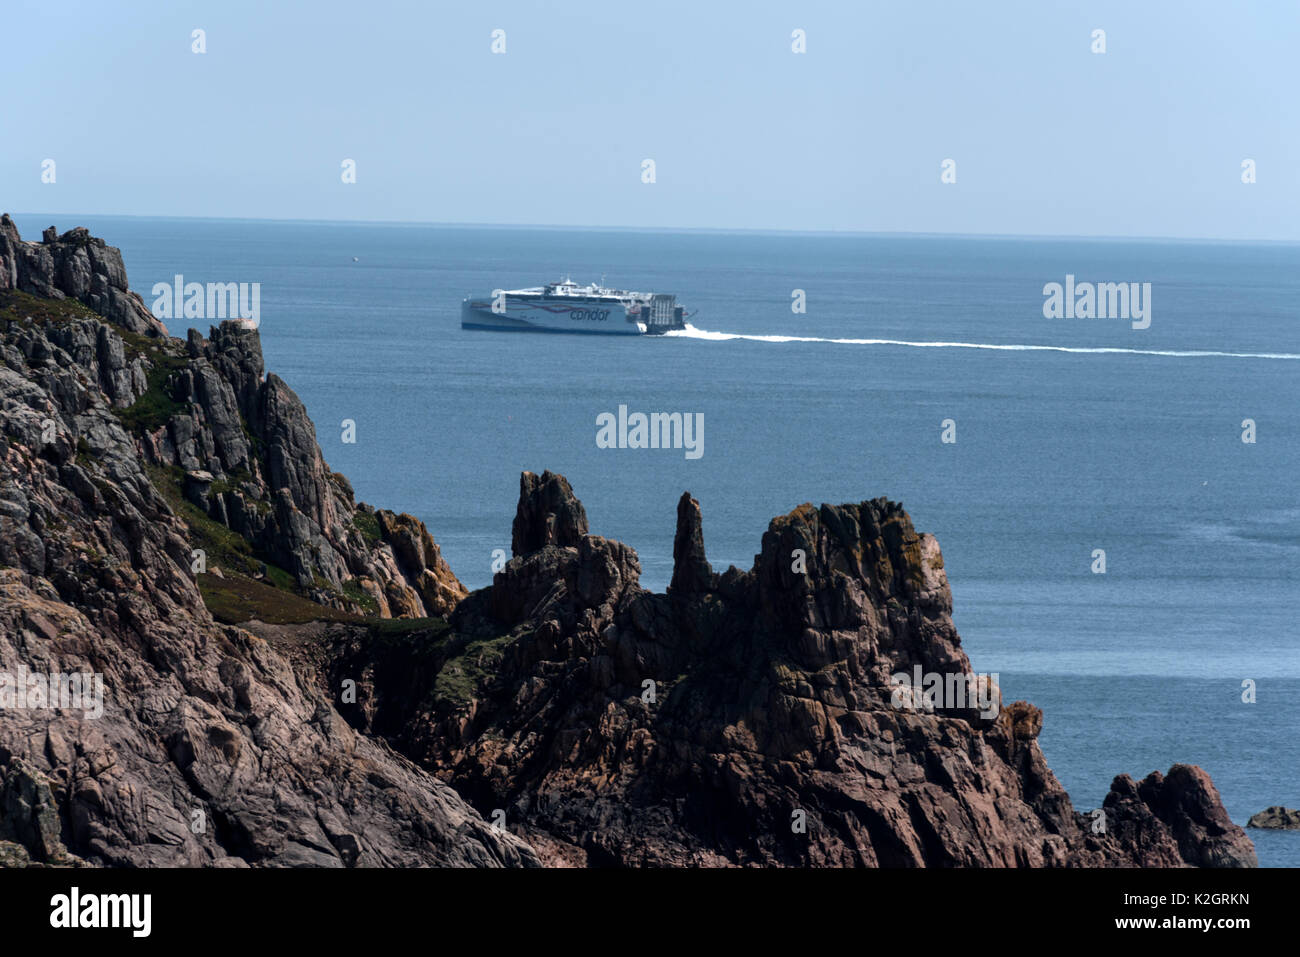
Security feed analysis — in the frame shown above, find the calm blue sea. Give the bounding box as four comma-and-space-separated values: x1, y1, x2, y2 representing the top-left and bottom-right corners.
16, 214, 1299, 867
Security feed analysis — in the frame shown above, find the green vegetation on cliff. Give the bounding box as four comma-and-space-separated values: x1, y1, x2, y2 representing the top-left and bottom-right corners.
198, 572, 359, 626
114, 336, 187, 434
0, 288, 98, 326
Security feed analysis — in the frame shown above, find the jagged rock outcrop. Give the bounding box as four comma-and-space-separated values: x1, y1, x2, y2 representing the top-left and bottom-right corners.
375, 510, 467, 617
0, 215, 164, 336
0, 217, 533, 867
2, 218, 463, 618
1097, 766, 1256, 867
145, 318, 463, 616
1247, 805, 1300, 829
511, 469, 588, 554
326, 471, 1257, 868
669, 491, 715, 595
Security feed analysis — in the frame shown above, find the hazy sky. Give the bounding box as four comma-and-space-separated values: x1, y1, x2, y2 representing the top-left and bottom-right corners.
3, 0, 1297, 239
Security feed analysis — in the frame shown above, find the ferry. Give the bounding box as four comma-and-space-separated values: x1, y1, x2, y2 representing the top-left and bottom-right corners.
461, 278, 688, 335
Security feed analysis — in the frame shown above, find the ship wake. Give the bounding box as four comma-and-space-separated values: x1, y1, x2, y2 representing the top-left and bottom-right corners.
663, 323, 1300, 360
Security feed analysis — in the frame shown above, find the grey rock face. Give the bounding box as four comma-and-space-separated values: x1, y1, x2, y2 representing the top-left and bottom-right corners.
0, 758, 73, 864
0, 214, 164, 336
4, 219, 464, 617
0, 216, 536, 868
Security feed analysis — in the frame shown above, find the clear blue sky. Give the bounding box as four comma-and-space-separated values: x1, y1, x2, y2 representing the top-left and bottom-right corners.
3, 0, 1296, 239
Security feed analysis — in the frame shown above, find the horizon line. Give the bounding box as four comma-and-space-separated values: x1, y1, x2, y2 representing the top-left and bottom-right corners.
8, 210, 1300, 247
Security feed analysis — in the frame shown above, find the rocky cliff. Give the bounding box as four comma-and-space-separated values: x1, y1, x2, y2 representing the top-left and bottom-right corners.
321, 472, 1256, 867
0, 215, 464, 621
0, 216, 524, 866
0, 216, 1256, 868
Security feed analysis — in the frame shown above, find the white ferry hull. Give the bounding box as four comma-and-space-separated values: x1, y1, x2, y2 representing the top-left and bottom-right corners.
462, 298, 647, 335
461, 279, 688, 336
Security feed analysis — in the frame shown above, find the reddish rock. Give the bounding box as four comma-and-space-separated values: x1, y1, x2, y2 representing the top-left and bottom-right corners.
332, 473, 1257, 868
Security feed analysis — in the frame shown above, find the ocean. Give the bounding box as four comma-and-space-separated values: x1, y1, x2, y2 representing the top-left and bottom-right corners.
15, 213, 1298, 867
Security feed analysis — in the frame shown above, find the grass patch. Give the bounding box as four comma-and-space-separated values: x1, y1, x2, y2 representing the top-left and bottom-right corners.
239, 414, 267, 467
263, 563, 297, 592
432, 632, 515, 707
148, 463, 261, 573
352, 509, 381, 545
149, 463, 384, 623
198, 572, 360, 625
74, 435, 93, 468
0, 288, 99, 327
148, 463, 302, 597
114, 347, 188, 434
342, 578, 380, 616
209, 468, 252, 496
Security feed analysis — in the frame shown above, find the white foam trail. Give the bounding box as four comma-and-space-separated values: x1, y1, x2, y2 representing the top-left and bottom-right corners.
663, 324, 1300, 360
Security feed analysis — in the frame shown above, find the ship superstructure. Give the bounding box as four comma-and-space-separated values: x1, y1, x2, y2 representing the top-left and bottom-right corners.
461, 278, 688, 335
